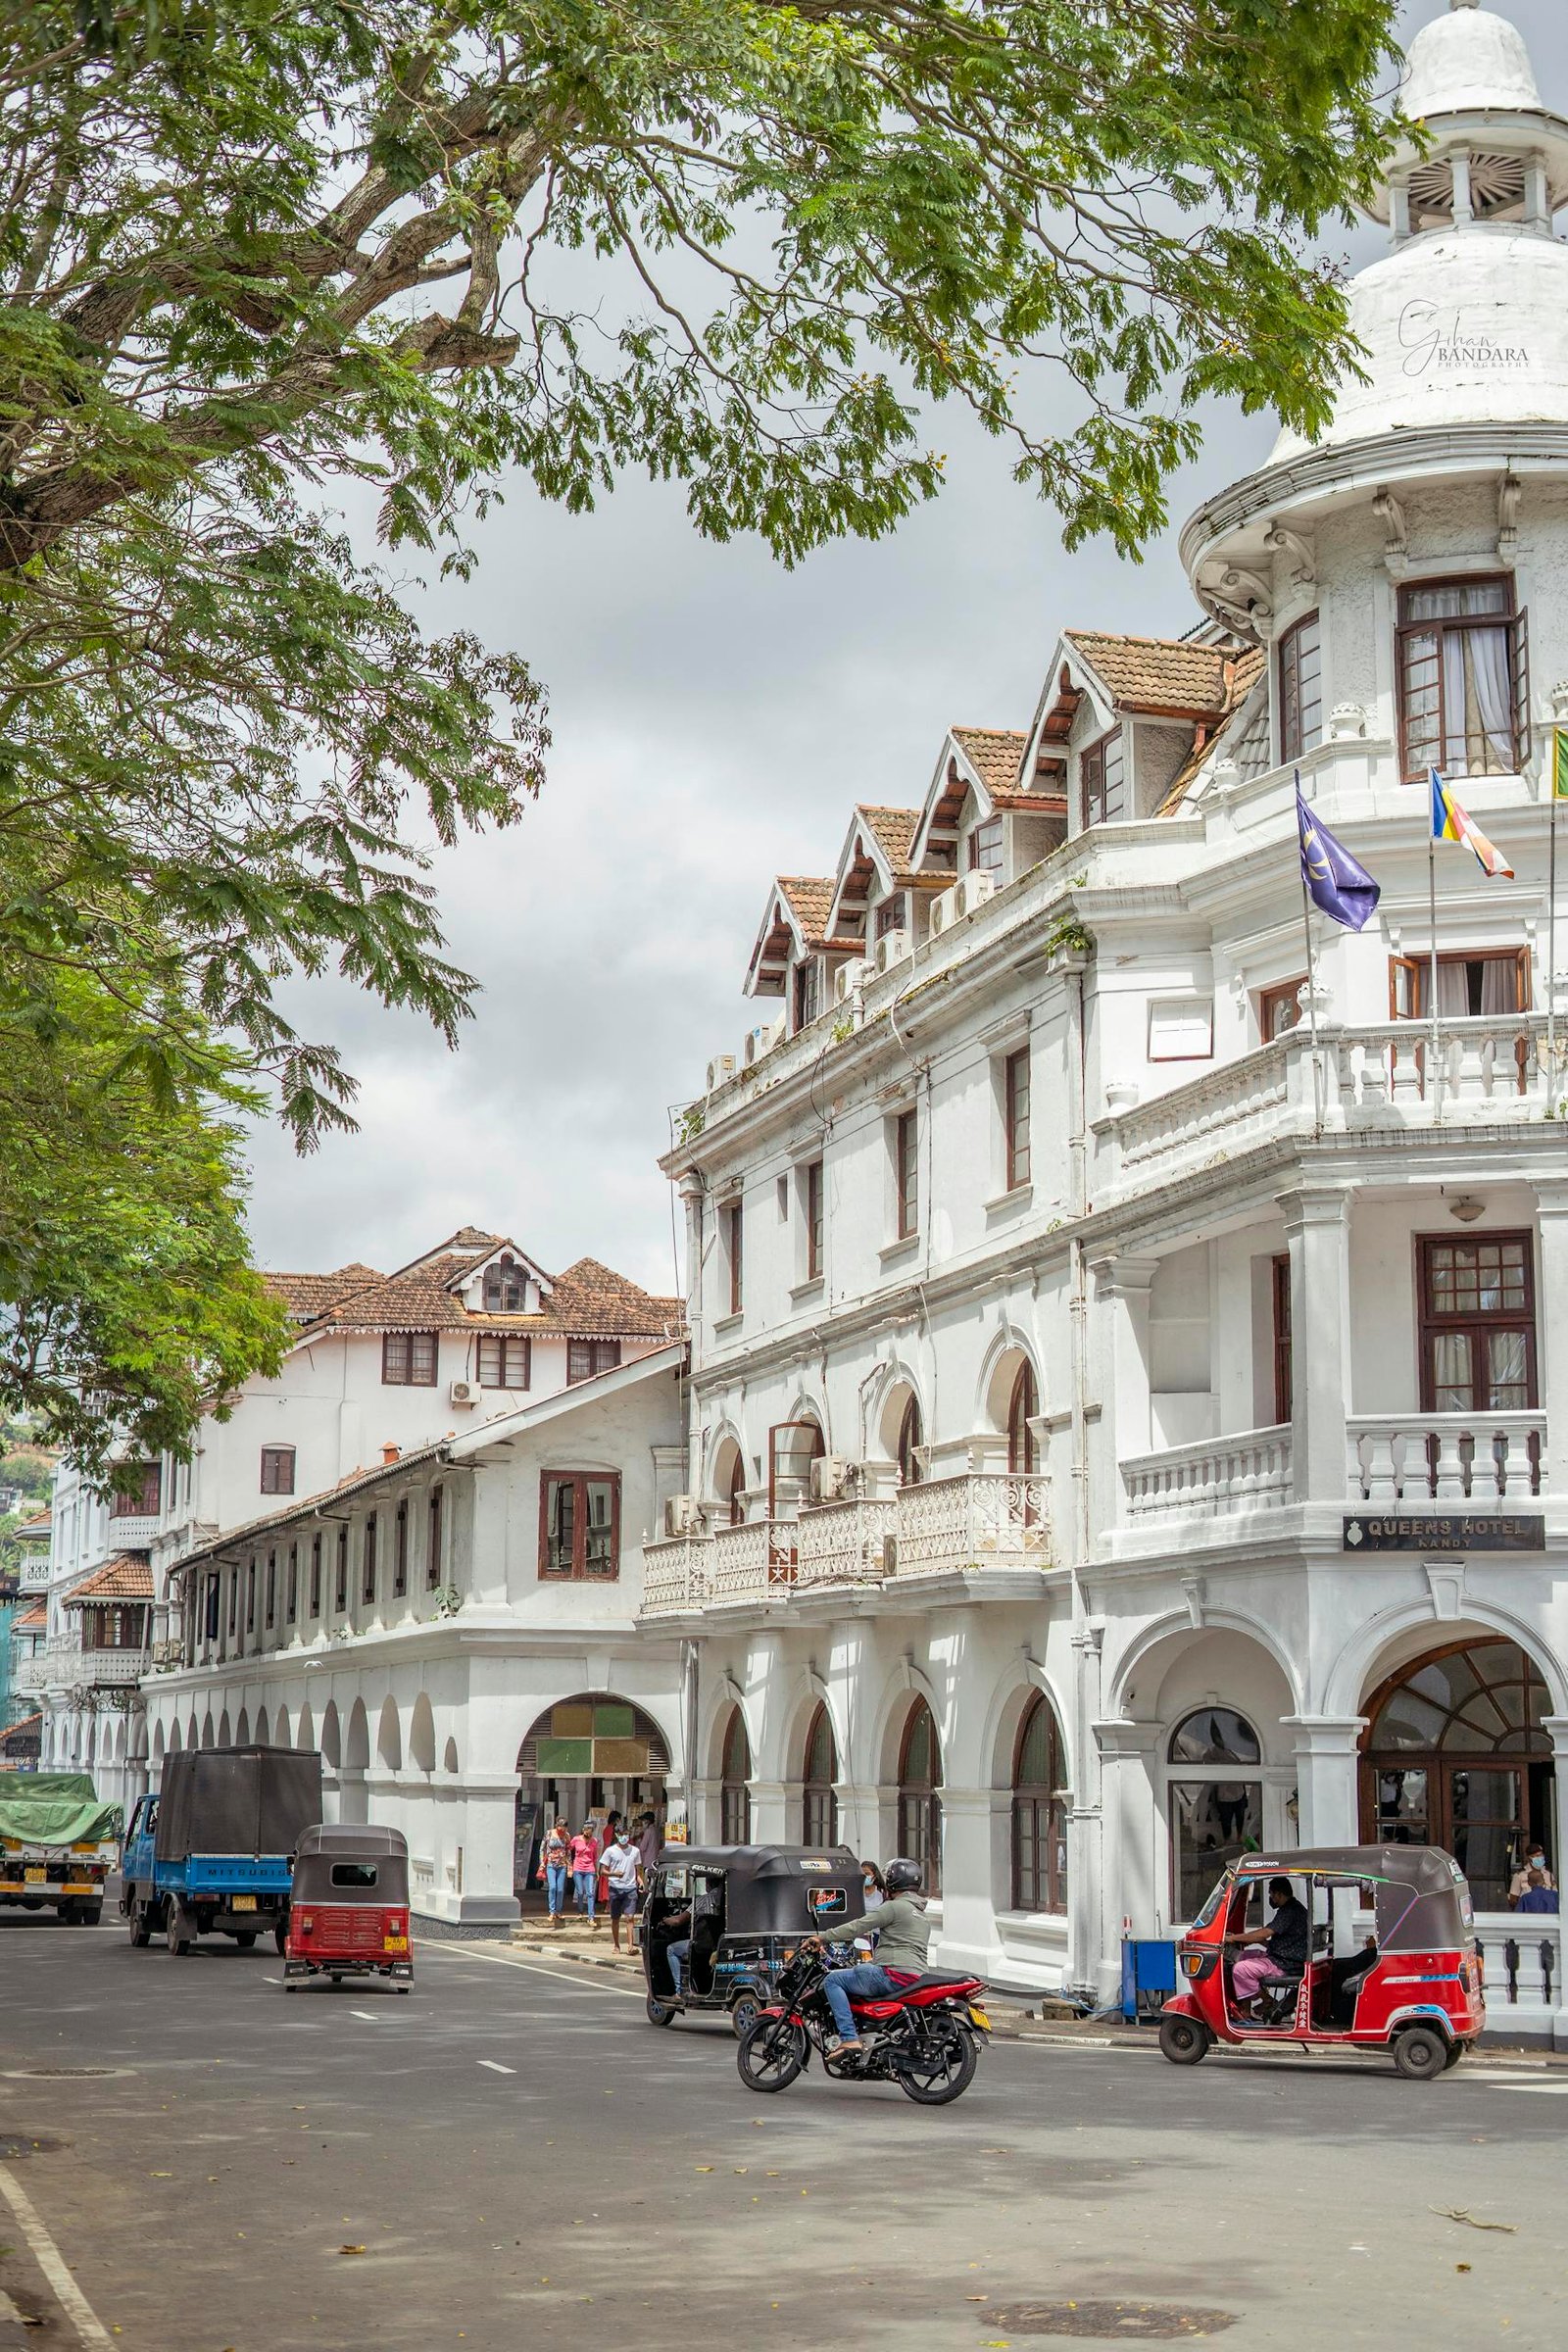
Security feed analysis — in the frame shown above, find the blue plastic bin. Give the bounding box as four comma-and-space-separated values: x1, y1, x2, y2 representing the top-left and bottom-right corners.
1120, 1936, 1178, 2024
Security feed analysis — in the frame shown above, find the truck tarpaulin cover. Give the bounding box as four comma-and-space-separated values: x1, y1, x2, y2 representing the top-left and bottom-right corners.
155, 1747, 322, 1862
0, 1773, 122, 1847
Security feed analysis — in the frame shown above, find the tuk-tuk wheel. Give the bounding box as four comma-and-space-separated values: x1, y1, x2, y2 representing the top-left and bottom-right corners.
1393, 2025, 1447, 2081
646, 1995, 677, 2027
1443, 2039, 1466, 2071
1157, 2014, 1211, 2067
729, 1994, 763, 2040
233, 1932, 258, 1949
273, 1921, 288, 1955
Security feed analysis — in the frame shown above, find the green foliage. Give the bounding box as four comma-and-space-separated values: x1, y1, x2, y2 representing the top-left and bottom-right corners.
1046, 912, 1095, 958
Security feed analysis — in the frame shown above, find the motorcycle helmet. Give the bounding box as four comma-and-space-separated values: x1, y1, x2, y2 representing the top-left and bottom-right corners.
882, 1857, 922, 1895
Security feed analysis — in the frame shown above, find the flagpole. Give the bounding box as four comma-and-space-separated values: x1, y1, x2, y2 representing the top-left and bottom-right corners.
1428, 785, 1441, 1119
1550, 731, 1560, 1117
1296, 773, 1323, 1134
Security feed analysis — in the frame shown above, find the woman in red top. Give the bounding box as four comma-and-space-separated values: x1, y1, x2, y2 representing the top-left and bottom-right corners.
569, 1825, 601, 1929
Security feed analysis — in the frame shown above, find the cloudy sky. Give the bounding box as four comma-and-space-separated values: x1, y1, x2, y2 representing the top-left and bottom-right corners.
244, 0, 1567, 1293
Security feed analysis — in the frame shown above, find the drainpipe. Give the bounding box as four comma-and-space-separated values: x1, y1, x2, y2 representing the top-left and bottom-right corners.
1064, 950, 1099, 1992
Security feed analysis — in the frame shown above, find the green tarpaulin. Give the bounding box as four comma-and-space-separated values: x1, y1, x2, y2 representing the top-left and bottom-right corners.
0, 1773, 122, 1846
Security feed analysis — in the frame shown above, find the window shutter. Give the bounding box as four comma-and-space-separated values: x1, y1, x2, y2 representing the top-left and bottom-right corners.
1513, 605, 1531, 768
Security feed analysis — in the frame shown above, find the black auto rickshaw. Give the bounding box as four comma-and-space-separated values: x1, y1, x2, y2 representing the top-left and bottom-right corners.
642, 1843, 867, 2036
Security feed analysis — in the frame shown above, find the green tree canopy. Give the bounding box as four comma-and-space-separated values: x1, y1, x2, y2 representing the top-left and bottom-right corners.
0, 0, 1399, 1446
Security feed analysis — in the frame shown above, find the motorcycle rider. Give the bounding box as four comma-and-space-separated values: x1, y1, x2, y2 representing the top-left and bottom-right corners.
808, 1856, 931, 2055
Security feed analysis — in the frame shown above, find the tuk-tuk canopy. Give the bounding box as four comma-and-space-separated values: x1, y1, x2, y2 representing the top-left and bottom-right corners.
652, 1843, 866, 1936
1224, 1844, 1473, 1953
291, 1821, 410, 1905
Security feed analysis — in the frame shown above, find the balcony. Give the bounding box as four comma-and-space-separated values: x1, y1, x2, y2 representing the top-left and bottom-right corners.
639, 1533, 713, 1618
1348, 1413, 1544, 1502
889, 1473, 1051, 1581
796, 1496, 896, 1591
11, 1656, 48, 1696
710, 1520, 797, 1604
1098, 1013, 1551, 1195
1123, 1427, 1294, 1521
106, 1513, 158, 1549
44, 1640, 149, 1691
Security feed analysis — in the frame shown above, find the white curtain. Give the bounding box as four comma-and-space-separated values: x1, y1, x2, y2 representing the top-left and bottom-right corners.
1479, 956, 1520, 1016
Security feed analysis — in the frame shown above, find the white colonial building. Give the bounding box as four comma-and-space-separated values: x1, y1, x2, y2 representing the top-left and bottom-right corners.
648, 2, 1568, 2037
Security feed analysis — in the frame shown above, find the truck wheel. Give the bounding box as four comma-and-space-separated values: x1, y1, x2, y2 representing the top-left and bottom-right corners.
78, 1904, 102, 1927
128, 1902, 151, 1948
166, 1900, 193, 1956
233, 1932, 258, 1949
55, 1900, 77, 1925
274, 1920, 289, 1956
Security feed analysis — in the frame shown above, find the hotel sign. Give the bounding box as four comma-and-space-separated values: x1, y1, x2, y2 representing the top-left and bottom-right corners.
1344, 1514, 1544, 1554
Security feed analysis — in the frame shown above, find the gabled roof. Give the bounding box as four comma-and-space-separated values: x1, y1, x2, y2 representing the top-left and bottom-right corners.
823, 805, 929, 942
951, 729, 1027, 796
909, 725, 1063, 871
1152, 648, 1269, 815
66, 1555, 153, 1605
12, 1511, 51, 1540
13, 1602, 46, 1631
294, 1246, 680, 1343
744, 876, 835, 999
265, 1264, 382, 1323
1062, 630, 1251, 719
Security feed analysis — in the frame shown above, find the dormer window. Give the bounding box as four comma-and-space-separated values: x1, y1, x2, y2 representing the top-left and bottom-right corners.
1082, 729, 1126, 826
874, 892, 908, 941
967, 818, 1004, 875
792, 960, 820, 1031
483, 1254, 525, 1312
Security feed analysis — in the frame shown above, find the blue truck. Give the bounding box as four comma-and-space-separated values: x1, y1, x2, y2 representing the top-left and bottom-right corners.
121, 1744, 322, 1954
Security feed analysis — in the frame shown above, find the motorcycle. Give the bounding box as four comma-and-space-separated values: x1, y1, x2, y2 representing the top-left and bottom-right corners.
735, 1940, 990, 2104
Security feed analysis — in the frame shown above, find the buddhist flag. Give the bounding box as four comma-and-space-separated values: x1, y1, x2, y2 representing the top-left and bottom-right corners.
1297, 778, 1381, 931
1552, 728, 1568, 800
1430, 767, 1513, 879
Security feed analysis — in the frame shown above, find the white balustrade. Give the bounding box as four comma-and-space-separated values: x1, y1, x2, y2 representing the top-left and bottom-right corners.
892, 1474, 1050, 1578
796, 1496, 896, 1590
1348, 1413, 1544, 1503
11, 1656, 48, 1695
1473, 1914, 1562, 2019
105, 1513, 159, 1547
638, 1533, 713, 1617
710, 1519, 797, 1601
1123, 1427, 1294, 1520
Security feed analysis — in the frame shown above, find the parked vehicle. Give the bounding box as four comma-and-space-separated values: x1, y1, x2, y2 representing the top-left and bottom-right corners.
1158, 1843, 1485, 2080
0, 1773, 121, 1923
122, 1745, 322, 1954
642, 1842, 868, 2037
283, 1825, 413, 1990
736, 1941, 991, 2103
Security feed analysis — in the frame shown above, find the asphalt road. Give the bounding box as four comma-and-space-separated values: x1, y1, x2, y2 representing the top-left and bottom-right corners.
0, 1916, 1562, 2352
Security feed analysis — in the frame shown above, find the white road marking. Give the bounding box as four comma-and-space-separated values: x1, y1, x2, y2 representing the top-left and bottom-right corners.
0, 2165, 113, 2347
348, 2010, 380, 2022
415, 1942, 645, 2001
261, 1976, 282, 1985
1481, 2081, 1568, 2094
476, 2059, 515, 2076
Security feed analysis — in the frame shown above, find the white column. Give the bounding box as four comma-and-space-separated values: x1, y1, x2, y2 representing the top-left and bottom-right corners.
1092, 1254, 1159, 1519
932, 1785, 1009, 1976
1450, 148, 1473, 227
1543, 1719, 1568, 2050
1284, 1716, 1365, 1848
1526, 154, 1551, 234
1278, 1186, 1351, 1504
1094, 1718, 1163, 1995
747, 1778, 789, 1842
1534, 1181, 1568, 1496
1390, 178, 1411, 244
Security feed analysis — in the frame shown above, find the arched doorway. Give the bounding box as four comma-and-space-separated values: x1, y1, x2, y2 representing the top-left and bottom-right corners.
801, 1703, 838, 1847
1167, 1707, 1261, 1921
1012, 1690, 1068, 1914
1006, 1361, 1038, 1474
896, 1396, 923, 1488
1359, 1639, 1552, 1911
897, 1698, 942, 1892
517, 1695, 671, 1901
719, 1706, 752, 1843
714, 1438, 747, 1526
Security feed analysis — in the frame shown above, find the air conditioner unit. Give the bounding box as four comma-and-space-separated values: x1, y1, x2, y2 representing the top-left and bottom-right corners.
809, 1455, 854, 1504
874, 929, 911, 975
663, 1494, 701, 1539
833, 957, 872, 1005
449, 1380, 477, 1406
927, 885, 959, 940
706, 1053, 738, 1095
956, 869, 997, 919
743, 1016, 785, 1067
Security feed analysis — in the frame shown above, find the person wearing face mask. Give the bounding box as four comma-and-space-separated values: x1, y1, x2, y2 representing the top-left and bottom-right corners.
1507, 1844, 1555, 1909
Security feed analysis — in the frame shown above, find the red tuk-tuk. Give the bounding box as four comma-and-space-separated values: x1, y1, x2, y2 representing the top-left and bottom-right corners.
1158, 1843, 1484, 2080
282, 1824, 413, 1990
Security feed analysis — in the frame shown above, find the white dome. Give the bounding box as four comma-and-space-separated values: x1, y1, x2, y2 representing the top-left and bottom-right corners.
1401, 4, 1542, 122
1269, 223, 1568, 463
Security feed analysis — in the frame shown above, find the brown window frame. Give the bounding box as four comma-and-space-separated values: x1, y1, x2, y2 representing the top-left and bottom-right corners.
309, 1535, 321, 1618
792, 958, 820, 1033
1271, 1252, 1293, 1427
566, 1337, 622, 1385
897, 1699, 943, 1896
362, 1512, 378, 1605
1082, 728, 1127, 827
393, 1499, 409, 1597
426, 1485, 444, 1590
245, 1559, 256, 1634
227, 1568, 237, 1637
478, 1334, 532, 1389
726, 1448, 747, 1526
112, 1461, 162, 1517
725, 1198, 744, 1315
1007, 1360, 1039, 1475
967, 817, 1004, 875
894, 1107, 918, 1240
874, 890, 909, 940
205, 1575, 221, 1643
720, 1707, 753, 1843
1004, 1046, 1032, 1191
1395, 573, 1528, 784
286, 1542, 298, 1625
259, 1445, 295, 1496
538, 1470, 623, 1582
1277, 610, 1323, 764
1417, 1231, 1538, 1416
896, 1395, 923, 1488
381, 1330, 438, 1387
1259, 978, 1307, 1043
265, 1548, 276, 1630
800, 1701, 838, 1847
804, 1158, 824, 1282
334, 1526, 348, 1612
1011, 1690, 1068, 1914
482, 1254, 526, 1312
1389, 947, 1531, 1020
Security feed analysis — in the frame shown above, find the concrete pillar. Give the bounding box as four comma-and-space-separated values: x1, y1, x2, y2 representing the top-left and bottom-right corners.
1094, 1719, 1163, 1992
1284, 1716, 1365, 1847
1390, 178, 1411, 244
1543, 1720, 1568, 2049
747, 1778, 789, 1842
1533, 1182, 1568, 1495
1450, 148, 1473, 227
439, 1776, 522, 1927
1278, 1186, 1351, 1503
831, 1781, 882, 1863
1526, 154, 1551, 233
930, 1785, 1009, 1975
1092, 1254, 1159, 1517
1066, 1627, 1105, 1994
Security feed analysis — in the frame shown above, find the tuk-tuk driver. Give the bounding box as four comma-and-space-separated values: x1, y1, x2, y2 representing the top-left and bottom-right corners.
805, 1856, 931, 2056
1228, 1875, 1310, 2012
664, 1877, 723, 1998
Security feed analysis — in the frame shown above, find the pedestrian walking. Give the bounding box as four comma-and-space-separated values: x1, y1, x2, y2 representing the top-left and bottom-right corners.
601, 1825, 643, 1953
540, 1818, 570, 1930
635, 1808, 662, 1872
570, 1822, 601, 1929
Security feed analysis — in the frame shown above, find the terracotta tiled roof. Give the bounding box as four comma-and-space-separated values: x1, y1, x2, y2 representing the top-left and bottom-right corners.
66, 1554, 153, 1604
550, 1259, 684, 1340
13, 1603, 46, 1631
776, 878, 835, 942
952, 728, 1027, 794
13, 1511, 50, 1538
1065, 632, 1253, 716
304, 1250, 682, 1342
855, 807, 921, 872
1, 1713, 41, 1742
1154, 648, 1269, 816
266, 1263, 382, 1320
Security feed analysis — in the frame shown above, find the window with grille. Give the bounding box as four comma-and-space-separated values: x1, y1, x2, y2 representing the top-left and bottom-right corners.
1277, 611, 1323, 763
1419, 1233, 1537, 1414
1012, 1691, 1068, 1913
478, 1335, 531, 1389
540, 1472, 621, 1579
1004, 1047, 1031, 1190
112, 1461, 162, 1516
1082, 729, 1126, 826
1396, 576, 1526, 782
260, 1445, 295, 1495
382, 1331, 438, 1386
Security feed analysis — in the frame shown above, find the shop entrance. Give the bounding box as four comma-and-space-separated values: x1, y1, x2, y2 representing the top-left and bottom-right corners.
514, 1695, 670, 1901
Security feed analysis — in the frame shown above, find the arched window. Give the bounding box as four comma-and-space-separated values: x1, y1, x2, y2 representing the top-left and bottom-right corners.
801, 1703, 838, 1847
897, 1698, 942, 1893
896, 1396, 923, 1488
720, 1707, 753, 1844
726, 1447, 747, 1527
1006, 1361, 1038, 1474
1360, 1639, 1550, 1911
1168, 1707, 1261, 1921
483, 1253, 525, 1312
1012, 1692, 1067, 1913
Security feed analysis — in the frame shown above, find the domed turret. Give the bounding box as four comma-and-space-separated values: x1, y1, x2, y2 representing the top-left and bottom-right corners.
1401, 0, 1541, 123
